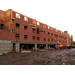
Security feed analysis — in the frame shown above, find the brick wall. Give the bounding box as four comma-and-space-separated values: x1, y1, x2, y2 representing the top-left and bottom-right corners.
10, 10, 67, 44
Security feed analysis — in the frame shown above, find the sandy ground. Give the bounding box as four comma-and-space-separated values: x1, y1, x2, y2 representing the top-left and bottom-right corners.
0, 48, 75, 65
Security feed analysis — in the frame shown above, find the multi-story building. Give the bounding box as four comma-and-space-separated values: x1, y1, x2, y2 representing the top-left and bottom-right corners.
0, 9, 73, 52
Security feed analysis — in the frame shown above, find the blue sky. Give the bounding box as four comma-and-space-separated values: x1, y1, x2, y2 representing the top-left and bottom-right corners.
0, 0, 75, 40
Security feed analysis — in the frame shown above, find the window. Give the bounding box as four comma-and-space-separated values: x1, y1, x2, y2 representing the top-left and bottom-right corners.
44, 38, 46, 41
16, 23, 20, 28
65, 37, 67, 39
32, 28, 36, 33
37, 37, 39, 40
12, 29, 15, 33
54, 34, 58, 38
24, 26, 28, 30
15, 34, 20, 39
56, 35, 58, 38
48, 32, 50, 35
37, 22, 39, 25
48, 26, 50, 29
48, 38, 50, 41
59, 36, 61, 38
24, 17, 28, 21
61, 36, 62, 38
16, 13, 20, 19
59, 36, 62, 38
12, 18, 15, 22
51, 33, 53, 36
37, 28, 39, 34
0, 24, 4, 30
24, 35, 28, 39
32, 36, 35, 40
51, 39, 53, 42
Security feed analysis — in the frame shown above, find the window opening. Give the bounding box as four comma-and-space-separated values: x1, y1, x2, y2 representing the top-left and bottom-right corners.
48, 26, 50, 29
24, 17, 28, 21
37, 22, 39, 25
12, 29, 15, 33
16, 23, 20, 28
0, 24, 4, 30
12, 18, 15, 21
51, 33, 53, 36
32, 28, 36, 33
32, 36, 35, 40
44, 38, 46, 41
51, 39, 53, 42
24, 35, 28, 39
16, 13, 20, 18
16, 34, 20, 39
48, 32, 50, 35
48, 39, 50, 41
37, 37, 39, 40
24, 26, 28, 30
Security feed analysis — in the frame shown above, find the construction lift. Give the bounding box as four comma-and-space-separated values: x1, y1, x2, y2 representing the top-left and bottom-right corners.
37, 28, 71, 49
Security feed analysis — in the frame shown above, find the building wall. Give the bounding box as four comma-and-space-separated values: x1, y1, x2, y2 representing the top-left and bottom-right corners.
0, 9, 74, 53
0, 40, 12, 53
11, 11, 67, 44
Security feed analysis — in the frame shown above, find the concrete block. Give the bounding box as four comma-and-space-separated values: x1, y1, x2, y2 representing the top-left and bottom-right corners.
16, 50, 20, 52
7, 41, 11, 43
2, 48, 6, 51
0, 48, 1, 51
0, 47, 11, 53
0, 40, 2, 43
0, 43, 1, 47
7, 44, 11, 47
1, 43, 8, 48
3, 40, 8, 43
1, 43, 4, 47
11, 43, 13, 48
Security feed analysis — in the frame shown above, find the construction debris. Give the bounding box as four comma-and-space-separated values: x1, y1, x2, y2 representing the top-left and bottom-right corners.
48, 48, 55, 50
0, 53, 3, 56
21, 51, 32, 53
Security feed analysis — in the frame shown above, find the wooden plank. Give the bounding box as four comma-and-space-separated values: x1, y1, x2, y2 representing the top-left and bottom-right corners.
51, 27, 53, 30
32, 19, 36, 24
30, 24, 36, 29
43, 24, 46, 28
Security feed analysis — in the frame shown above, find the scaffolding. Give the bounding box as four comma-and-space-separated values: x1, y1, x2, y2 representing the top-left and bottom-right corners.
0, 9, 12, 32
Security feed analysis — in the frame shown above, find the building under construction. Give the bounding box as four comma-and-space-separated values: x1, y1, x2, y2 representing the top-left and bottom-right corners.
0, 9, 73, 53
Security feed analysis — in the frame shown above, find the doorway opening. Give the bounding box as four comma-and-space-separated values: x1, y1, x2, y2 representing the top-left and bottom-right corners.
37, 44, 46, 49
20, 44, 35, 50
13, 43, 16, 51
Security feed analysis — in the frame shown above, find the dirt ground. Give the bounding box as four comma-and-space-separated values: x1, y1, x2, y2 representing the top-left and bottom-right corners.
0, 48, 75, 65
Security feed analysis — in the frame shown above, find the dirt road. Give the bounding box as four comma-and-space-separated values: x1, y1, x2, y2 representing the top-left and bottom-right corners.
0, 48, 75, 65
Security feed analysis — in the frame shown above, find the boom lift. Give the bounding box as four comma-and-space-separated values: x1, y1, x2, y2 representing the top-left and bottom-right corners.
37, 28, 71, 49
